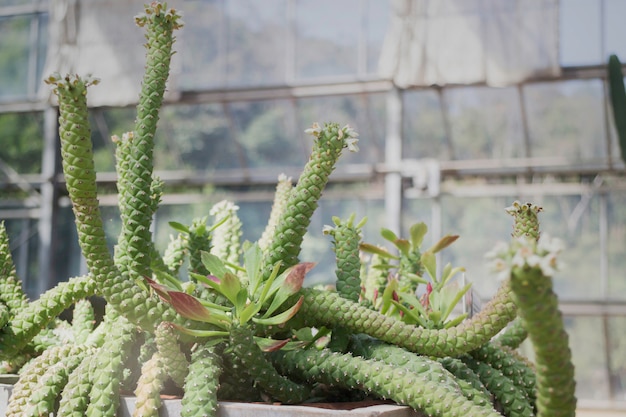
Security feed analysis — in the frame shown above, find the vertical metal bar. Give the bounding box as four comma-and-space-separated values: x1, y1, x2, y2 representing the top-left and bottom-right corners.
27, 13, 40, 97
599, 191, 608, 299
602, 314, 615, 401
385, 87, 403, 237
37, 106, 59, 297
437, 87, 455, 160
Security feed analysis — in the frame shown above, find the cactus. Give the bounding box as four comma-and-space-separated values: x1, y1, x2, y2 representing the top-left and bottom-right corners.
258, 174, 293, 252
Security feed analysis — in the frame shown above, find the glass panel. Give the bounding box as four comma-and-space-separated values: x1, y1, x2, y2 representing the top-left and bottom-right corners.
0, 15, 31, 99
537, 195, 602, 300
559, 0, 601, 66
155, 103, 240, 171
366, 0, 390, 74
446, 86, 526, 160
294, 0, 360, 79
604, 0, 626, 60
179, 0, 225, 89
90, 108, 135, 173
225, 0, 288, 87
440, 196, 516, 297
0, 112, 44, 174
524, 80, 608, 163
608, 191, 626, 301
403, 89, 449, 160
566, 316, 610, 401
3, 218, 39, 299
228, 99, 305, 169
296, 93, 386, 166
608, 316, 626, 401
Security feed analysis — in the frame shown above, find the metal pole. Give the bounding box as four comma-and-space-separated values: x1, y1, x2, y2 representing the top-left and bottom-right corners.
385, 87, 403, 237
37, 106, 59, 297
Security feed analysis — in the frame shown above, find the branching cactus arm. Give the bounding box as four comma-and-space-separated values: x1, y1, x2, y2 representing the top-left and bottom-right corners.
261, 123, 359, 277
294, 284, 516, 357
494, 318, 527, 349
155, 321, 189, 388
210, 200, 243, 266
0, 221, 29, 315
181, 342, 223, 417
86, 316, 138, 417
324, 214, 366, 303
133, 351, 168, 417
228, 323, 311, 404
72, 298, 96, 345
274, 348, 503, 417
258, 174, 293, 253
0, 274, 96, 358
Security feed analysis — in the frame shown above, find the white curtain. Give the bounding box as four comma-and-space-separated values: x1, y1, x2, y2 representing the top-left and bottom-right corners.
379, 0, 561, 87
42, 0, 181, 107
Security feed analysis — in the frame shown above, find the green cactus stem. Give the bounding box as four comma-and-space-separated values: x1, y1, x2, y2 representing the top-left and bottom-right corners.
186, 217, 212, 276
461, 355, 534, 417
274, 348, 502, 417
57, 353, 95, 417
0, 222, 29, 316
113, 2, 183, 285
72, 298, 96, 345
258, 174, 293, 253
181, 342, 223, 417
261, 122, 359, 278
228, 322, 311, 404
133, 351, 168, 417
155, 321, 188, 387
470, 342, 536, 403
608, 54, 626, 163
507, 238, 577, 417
0, 274, 96, 359
324, 214, 366, 303
506, 201, 542, 241
6, 344, 78, 417
25, 345, 90, 417
293, 282, 516, 357
210, 200, 243, 266
438, 357, 493, 404
46, 73, 179, 330
163, 233, 187, 274
349, 335, 492, 408
86, 316, 138, 417
494, 318, 528, 349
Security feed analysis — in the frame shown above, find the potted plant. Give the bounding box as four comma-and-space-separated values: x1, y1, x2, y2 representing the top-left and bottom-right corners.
0, 2, 577, 417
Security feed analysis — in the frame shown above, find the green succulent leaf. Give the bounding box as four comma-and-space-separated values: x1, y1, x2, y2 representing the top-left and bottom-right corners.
380, 228, 398, 243
359, 243, 398, 260
380, 277, 399, 314
170, 324, 229, 340
221, 272, 243, 307
426, 234, 459, 254
409, 222, 428, 248
244, 244, 263, 295
391, 300, 429, 328
200, 251, 229, 279
254, 337, 290, 352
168, 221, 190, 234
263, 262, 313, 318
253, 296, 303, 326
444, 313, 468, 328
441, 282, 472, 322
421, 251, 437, 283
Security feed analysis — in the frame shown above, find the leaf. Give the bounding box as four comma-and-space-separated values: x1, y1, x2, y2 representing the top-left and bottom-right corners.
427, 234, 459, 254
421, 251, 437, 283
167, 291, 228, 327
391, 300, 428, 328
409, 222, 428, 248
253, 296, 303, 326
394, 239, 410, 256
441, 282, 472, 323
439, 266, 465, 288
380, 228, 398, 243
221, 272, 243, 307
168, 221, 189, 234
169, 323, 230, 339
200, 251, 228, 279
263, 263, 313, 318
152, 268, 184, 291
444, 313, 468, 328
254, 337, 290, 352
189, 272, 221, 292
239, 301, 263, 324
380, 278, 398, 315
244, 244, 263, 295
359, 243, 398, 260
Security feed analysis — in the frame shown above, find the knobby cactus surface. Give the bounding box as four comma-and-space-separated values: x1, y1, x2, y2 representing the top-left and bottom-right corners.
0, 2, 578, 417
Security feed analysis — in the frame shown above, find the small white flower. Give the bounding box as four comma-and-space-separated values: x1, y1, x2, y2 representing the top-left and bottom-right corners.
322, 224, 335, 235
305, 122, 322, 137
485, 240, 509, 260
487, 257, 511, 281
346, 137, 359, 153
537, 234, 564, 256
538, 252, 562, 277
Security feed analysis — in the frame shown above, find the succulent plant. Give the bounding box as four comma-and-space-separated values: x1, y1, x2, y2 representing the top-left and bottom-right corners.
0, 3, 577, 417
